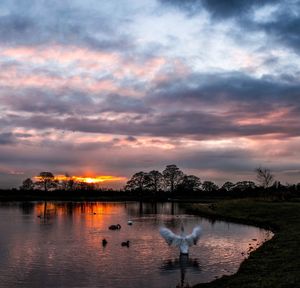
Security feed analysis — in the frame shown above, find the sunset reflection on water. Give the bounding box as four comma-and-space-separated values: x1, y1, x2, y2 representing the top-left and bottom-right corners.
0, 202, 273, 288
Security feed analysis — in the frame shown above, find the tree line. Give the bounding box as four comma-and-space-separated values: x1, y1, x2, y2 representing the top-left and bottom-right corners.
18, 165, 300, 200
124, 165, 300, 199
21, 172, 103, 192
124, 165, 275, 193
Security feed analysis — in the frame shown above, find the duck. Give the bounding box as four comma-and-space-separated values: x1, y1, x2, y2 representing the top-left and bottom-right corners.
127, 220, 133, 225
121, 240, 130, 247
102, 238, 108, 246
160, 224, 202, 254
108, 224, 121, 230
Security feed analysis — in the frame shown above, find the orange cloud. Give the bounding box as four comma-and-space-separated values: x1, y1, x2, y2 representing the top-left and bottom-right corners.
34, 174, 126, 184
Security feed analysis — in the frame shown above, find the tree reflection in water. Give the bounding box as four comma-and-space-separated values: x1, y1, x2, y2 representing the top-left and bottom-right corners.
160, 254, 201, 288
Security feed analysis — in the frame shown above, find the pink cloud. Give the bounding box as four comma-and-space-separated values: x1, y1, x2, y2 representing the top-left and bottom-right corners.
0, 45, 177, 97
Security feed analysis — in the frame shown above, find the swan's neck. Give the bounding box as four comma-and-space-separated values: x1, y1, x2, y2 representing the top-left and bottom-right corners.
180, 224, 185, 236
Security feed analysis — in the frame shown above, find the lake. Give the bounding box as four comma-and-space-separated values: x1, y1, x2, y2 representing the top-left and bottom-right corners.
0, 201, 273, 288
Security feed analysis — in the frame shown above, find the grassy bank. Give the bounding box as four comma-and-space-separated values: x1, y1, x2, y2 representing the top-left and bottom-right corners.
185, 199, 300, 288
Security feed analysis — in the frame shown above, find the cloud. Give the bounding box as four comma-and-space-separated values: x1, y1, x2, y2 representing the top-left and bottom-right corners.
159, 0, 279, 18
125, 136, 138, 142
0, 1, 134, 52
159, 0, 300, 54
257, 6, 300, 54
0, 132, 15, 145
1, 70, 300, 140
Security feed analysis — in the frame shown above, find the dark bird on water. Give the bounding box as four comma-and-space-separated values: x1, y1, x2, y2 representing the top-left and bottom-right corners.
102, 239, 108, 246
109, 224, 121, 230
121, 240, 130, 247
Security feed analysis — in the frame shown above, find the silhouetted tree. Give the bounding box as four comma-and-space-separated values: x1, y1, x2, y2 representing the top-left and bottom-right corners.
179, 175, 201, 191
21, 178, 34, 190
256, 167, 274, 188
234, 181, 256, 191
125, 172, 150, 193
58, 173, 75, 191
147, 170, 164, 194
163, 165, 184, 193
66, 179, 75, 191
221, 181, 235, 191
35, 172, 57, 192
60, 173, 70, 190
76, 181, 95, 190
202, 181, 219, 192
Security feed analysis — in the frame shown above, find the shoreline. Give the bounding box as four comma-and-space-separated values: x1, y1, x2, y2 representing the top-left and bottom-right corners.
185, 199, 300, 288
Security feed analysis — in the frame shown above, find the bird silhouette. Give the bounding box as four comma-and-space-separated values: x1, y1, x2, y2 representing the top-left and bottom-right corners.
160, 224, 202, 254
109, 224, 121, 230
121, 240, 130, 247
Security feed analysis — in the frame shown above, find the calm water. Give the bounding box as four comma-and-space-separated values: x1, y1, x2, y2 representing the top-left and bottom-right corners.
0, 202, 273, 288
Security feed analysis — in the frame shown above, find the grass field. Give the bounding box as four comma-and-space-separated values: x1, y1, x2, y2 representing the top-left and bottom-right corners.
185, 199, 300, 288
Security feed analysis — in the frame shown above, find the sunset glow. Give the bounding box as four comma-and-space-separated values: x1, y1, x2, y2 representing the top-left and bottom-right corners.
34, 175, 126, 184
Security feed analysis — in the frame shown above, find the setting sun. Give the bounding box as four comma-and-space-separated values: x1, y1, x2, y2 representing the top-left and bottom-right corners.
34, 174, 126, 184
71, 175, 126, 184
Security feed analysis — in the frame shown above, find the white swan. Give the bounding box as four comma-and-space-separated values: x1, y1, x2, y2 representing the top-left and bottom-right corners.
159, 225, 202, 254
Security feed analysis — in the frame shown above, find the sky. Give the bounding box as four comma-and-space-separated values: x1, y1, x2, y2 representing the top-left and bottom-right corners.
1, 0, 300, 188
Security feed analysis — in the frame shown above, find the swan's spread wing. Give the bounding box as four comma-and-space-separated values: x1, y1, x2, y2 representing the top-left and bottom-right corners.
185, 226, 202, 246
159, 227, 182, 247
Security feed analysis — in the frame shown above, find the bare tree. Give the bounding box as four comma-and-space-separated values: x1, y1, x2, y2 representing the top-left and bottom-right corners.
256, 167, 274, 188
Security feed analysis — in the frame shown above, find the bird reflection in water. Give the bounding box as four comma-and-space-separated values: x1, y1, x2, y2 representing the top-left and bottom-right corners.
160, 254, 201, 288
